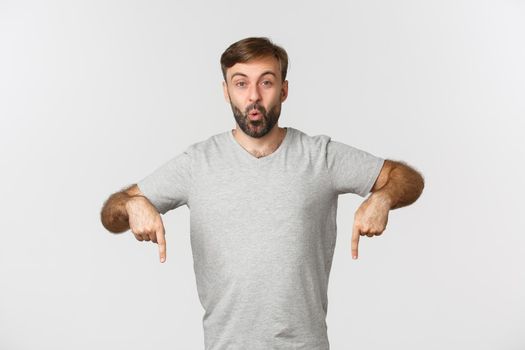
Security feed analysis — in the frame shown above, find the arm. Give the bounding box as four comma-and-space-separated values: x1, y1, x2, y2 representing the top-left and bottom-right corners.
100, 184, 167, 263
351, 159, 425, 259
369, 159, 425, 209
100, 184, 147, 233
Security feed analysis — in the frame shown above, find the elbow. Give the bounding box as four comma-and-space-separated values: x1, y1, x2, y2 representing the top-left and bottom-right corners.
100, 196, 129, 234
397, 161, 425, 205
413, 171, 425, 202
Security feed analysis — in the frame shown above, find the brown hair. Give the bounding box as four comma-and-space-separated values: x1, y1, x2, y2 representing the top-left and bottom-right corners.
220, 37, 289, 82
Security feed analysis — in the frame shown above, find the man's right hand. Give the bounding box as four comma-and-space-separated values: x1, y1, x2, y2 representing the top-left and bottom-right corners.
125, 196, 167, 263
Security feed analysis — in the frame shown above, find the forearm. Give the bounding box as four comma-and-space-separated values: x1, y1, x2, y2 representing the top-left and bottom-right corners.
100, 191, 134, 233
371, 162, 425, 210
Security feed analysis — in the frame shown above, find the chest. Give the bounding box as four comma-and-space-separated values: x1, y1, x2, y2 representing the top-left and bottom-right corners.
188, 162, 333, 231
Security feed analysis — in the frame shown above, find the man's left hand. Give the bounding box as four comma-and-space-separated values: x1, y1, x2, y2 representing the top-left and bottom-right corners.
351, 192, 391, 260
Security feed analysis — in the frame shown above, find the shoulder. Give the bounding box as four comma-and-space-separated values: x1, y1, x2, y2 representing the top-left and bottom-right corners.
290, 127, 332, 149
291, 127, 377, 159
179, 130, 232, 163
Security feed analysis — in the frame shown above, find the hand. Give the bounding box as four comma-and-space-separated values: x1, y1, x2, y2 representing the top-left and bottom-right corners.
125, 196, 167, 263
351, 192, 391, 260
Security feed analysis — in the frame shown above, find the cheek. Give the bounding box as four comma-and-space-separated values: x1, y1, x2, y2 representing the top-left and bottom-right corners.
230, 97, 247, 113
227, 93, 241, 105
264, 91, 282, 107
230, 91, 249, 105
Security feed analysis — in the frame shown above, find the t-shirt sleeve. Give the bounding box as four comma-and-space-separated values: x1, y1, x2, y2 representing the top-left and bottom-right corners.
326, 140, 385, 197
136, 148, 192, 214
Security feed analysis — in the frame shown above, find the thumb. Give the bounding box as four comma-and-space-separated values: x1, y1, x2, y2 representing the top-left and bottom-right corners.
156, 224, 167, 263
351, 223, 360, 260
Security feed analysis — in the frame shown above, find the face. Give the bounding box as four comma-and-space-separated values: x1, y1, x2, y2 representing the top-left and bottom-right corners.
223, 56, 288, 138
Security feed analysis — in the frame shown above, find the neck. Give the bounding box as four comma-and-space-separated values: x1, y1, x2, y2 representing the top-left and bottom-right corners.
232, 125, 287, 158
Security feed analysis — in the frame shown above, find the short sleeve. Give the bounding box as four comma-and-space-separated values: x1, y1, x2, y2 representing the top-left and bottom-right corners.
136, 148, 192, 214
326, 140, 385, 197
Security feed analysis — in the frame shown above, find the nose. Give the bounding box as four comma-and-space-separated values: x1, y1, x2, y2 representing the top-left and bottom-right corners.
248, 84, 261, 103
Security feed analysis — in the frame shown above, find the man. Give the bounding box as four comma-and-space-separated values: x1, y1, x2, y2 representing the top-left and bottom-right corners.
101, 37, 424, 350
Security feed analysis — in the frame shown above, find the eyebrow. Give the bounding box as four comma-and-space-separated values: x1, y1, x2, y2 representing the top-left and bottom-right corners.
230, 71, 277, 82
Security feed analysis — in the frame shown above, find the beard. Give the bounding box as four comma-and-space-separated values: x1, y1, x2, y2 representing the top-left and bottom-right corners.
230, 100, 281, 138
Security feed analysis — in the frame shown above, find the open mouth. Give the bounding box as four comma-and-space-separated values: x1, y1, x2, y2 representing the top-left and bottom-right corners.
248, 110, 263, 121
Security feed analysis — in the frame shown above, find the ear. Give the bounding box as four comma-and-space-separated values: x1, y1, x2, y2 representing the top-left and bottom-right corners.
280, 80, 289, 103
222, 81, 230, 103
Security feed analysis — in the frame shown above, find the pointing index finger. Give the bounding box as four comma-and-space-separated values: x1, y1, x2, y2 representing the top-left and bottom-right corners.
351, 223, 360, 260
156, 224, 166, 263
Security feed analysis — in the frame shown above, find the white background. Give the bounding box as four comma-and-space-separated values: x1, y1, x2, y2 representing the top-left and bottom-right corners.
1, 0, 524, 349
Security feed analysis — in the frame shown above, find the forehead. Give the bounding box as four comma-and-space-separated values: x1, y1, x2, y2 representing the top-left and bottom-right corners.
226, 56, 281, 80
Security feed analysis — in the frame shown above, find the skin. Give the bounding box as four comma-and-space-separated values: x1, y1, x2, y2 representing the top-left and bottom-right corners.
222, 56, 289, 158
100, 185, 167, 262
100, 56, 425, 263
352, 160, 425, 259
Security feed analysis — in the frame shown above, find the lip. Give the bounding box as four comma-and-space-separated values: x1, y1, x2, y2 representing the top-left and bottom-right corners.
248, 111, 262, 121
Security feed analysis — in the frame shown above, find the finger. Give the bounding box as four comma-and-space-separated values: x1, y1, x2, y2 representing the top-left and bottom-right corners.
149, 231, 157, 243
156, 224, 167, 263
351, 223, 360, 260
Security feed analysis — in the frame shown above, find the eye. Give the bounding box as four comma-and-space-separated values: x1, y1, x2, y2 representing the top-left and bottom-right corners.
261, 80, 273, 87
235, 81, 247, 88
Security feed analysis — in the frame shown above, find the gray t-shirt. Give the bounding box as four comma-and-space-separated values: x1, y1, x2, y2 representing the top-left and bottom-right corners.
137, 126, 385, 350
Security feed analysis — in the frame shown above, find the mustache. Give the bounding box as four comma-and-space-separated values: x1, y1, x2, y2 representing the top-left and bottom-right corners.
245, 103, 266, 115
